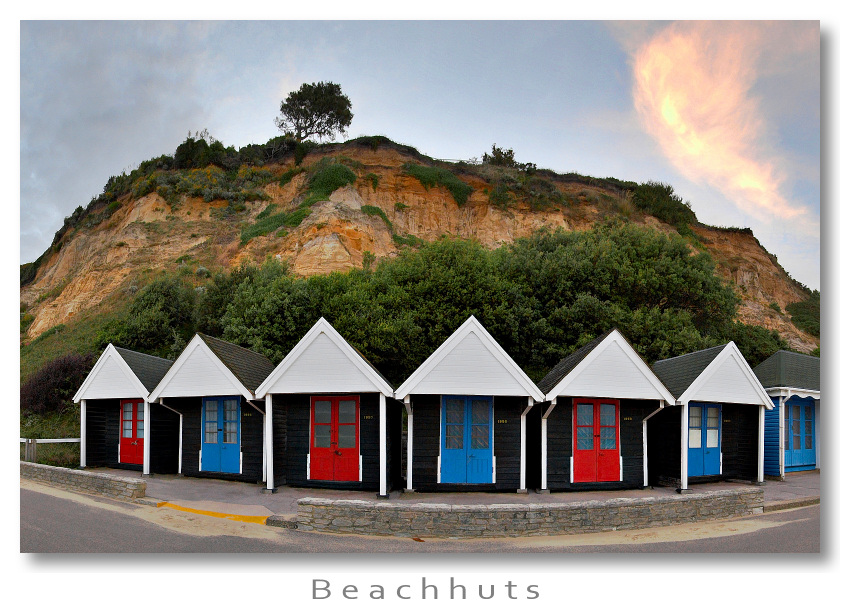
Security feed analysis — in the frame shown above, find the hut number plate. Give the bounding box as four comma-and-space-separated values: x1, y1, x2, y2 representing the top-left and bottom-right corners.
363, 415, 375, 420
497, 419, 507, 424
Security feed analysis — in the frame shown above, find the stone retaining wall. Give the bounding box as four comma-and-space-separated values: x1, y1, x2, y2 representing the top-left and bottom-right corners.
296, 488, 763, 537
20, 462, 146, 501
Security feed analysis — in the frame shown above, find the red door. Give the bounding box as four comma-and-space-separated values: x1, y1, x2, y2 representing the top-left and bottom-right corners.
310, 396, 360, 481
572, 398, 620, 482
119, 399, 144, 465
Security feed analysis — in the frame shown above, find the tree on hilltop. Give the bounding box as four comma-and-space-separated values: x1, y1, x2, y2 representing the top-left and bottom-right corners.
275, 81, 353, 142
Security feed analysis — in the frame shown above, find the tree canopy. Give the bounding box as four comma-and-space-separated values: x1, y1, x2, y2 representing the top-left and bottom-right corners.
86, 223, 789, 386
274, 81, 353, 142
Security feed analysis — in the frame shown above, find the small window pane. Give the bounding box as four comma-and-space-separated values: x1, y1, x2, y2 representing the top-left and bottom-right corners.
689, 429, 702, 448
600, 427, 616, 450
472, 425, 489, 449
205, 400, 218, 421
338, 400, 356, 424
706, 429, 718, 448
785, 433, 790, 450
689, 406, 702, 428
600, 404, 615, 426
338, 425, 356, 448
123, 421, 132, 438
706, 406, 719, 429
123, 403, 133, 419
793, 436, 801, 450
471, 399, 489, 425
577, 427, 594, 450
314, 401, 331, 424
792, 406, 801, 421
792, 418, 801, 436
805, 406, 813, 420
137, 418, 144, 438
806, 420, 813, 435
805, 436, 813, 450
446, 425, 464, 449
205, 420, 217, 444
224, 422, 236, 444
577, 404, 594, 426
314, 425, 330, 448
446, 398, 463, 424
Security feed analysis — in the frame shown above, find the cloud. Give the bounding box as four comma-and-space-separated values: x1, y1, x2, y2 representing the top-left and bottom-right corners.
630, 21, 818, 231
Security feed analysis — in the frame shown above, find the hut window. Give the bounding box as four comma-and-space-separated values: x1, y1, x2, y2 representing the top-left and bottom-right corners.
599, 403, 616, 450
706, 406, 719, 448
205, 400, 218, 443
122, 403, 133, 437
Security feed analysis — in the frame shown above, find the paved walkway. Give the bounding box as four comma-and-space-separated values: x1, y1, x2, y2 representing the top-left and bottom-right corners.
89, 468, 820, 520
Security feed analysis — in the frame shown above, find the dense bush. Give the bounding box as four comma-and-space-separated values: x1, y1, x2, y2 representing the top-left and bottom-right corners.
111, 277, 196, 357
402, 163, 473, 206
632, 181, 697, 227
786, 290, 820, 337
20, 353, 95, 416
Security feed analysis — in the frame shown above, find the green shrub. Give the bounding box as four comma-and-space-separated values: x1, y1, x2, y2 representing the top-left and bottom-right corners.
361, 205, 394, 232
402, 163, 473, 206
632, 181, 697, 227
365, 172, 380, 191
394, 202, 408, 211
786, 290, 820, 336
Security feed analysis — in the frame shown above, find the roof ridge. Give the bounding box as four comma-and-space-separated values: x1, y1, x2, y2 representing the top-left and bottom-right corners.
114, 346, 173, 364
653, 343, 728, 364
196, 332, 273, 363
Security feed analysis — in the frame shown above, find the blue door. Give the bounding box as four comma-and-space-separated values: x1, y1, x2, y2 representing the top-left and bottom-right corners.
201, 397, 241, 473
785, 399, 816, 470
440, 396, 493, 484
688, 403, 721, 477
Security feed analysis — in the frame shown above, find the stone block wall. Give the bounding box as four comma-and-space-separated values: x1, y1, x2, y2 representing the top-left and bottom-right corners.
20, 462, 146, 501
296, 488, 763, 537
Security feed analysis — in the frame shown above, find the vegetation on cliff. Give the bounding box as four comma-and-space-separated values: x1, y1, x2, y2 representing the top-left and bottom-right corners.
22, 223, 788, 387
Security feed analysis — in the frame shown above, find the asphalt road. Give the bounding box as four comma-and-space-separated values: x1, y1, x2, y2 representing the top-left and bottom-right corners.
20, 481, 821, 554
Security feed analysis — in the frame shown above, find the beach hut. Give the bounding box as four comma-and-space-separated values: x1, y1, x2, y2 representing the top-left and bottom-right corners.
148, 333, 275, 483
532, 329, 675, 491
254, 318, 399, 497
73, 344, 176, 474
650, 342, 773, 492
753, 350, 821, 477
394, 316, 544, 492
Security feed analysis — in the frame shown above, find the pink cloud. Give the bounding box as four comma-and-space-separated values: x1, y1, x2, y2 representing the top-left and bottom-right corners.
632, 21, 816, 223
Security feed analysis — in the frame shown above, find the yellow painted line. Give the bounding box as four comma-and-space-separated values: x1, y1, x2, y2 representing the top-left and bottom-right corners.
160, 502, 269, 525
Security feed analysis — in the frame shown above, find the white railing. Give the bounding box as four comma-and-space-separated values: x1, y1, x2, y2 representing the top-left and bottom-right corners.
20, 438, 81, 462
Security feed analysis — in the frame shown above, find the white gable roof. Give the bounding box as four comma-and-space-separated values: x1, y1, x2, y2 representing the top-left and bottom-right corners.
680, 342, 773, 409
149, 334, 252, 401
73, 344, 150, 402
255, 318, 392, 397
394, 316, 543, 401
544, 330, 675, 403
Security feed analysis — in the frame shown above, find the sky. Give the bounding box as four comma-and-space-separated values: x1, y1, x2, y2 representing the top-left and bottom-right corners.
19, 20, 821, 290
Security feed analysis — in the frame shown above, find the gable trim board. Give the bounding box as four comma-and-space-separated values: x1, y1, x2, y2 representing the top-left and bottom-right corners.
255, 318, 392, 397
541, 330, 675, 404
73, 344, 153, 403
150, 335, 261, 402
394, 316, 543, 401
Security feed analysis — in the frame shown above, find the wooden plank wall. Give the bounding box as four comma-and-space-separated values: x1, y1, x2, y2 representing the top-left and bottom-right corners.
410, 394, 525, 492
544, 398, 658, 490
278, 393, 383, 491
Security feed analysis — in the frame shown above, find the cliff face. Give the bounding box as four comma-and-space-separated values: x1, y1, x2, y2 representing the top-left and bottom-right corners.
20, 144, 817, 354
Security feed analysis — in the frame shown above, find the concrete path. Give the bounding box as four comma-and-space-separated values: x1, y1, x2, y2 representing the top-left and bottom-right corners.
89, 467, 820, 521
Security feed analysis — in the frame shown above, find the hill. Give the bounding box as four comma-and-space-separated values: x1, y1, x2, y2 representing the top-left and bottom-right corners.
19, 136, 818, 381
